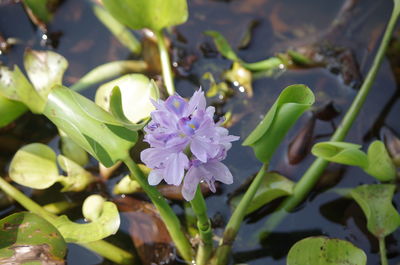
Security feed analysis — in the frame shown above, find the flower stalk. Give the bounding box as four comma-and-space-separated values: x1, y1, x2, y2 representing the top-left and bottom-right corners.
155, 30, 175, 95
190, 187, 213, 265
213, 163, 268, 265
379, 237, 388, 265
122, 157, 194, 263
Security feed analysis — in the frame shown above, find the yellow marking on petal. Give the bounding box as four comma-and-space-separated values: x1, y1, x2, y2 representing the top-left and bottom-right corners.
173, 100, 180, 108
189, 124, 196, 129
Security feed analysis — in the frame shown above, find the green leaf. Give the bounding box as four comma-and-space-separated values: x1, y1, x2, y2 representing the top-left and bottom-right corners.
351, 184, 400, 239
0, 66, 46, 113
0, 95, 27, 128
287, 237, 367, 265
223, 62, 253, 97
95, 74, 159, 125
24, 49, 68, 99
102, 0, 188, 31
23, 0, 55, 24
59, 129, 89, 166
57, 155, 94, 192
9, 143, 59, 189
204, 30, 239, 61
243, 84, 315, 163
54, 201, 120, 243
0, 212, 66, 264
43, 86, 137, 167
311, 141, 368, 168
230, 172, 294, 214
364, 141, 397, 181
82, 195, 106, 222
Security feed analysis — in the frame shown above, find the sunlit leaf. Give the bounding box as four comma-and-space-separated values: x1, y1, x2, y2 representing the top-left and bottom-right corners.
9, 143, 59, 189
82, 195, 106, 222
287, 237, 367, 265
24, 49, 68, 99
0, 212, 66, 264
0, 66, 45, 113
311, 142, 368, 168
102, 0, 188, 31
365, 141, 396, 181
57, 155, 94, 192
351, 184, 400, 239
224, 62, 253, 97
0, 95, 27, 128
43, 86, 137, 167
95, 74, 159, 125
230, 172, 294, 214
113, 175, 141, 195
243, 84, 315, 163
54, 201, 120, 243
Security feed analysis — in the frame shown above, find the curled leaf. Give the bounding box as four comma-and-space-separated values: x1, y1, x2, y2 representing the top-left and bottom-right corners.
287, 237, 367, 265
113, 175, 141, 195
351, 184, 400, 239
54, 201, 120, 243
365, 141, 396, 181
223, 62, 253, 97
82, 195, 106, 222
57, 155, 94, 192
243, 84, 315, 163
9, 143, 59, 189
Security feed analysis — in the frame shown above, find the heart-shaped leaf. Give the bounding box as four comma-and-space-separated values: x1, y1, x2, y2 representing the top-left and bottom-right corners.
287, 237, 367, 265
351, 184, 400, 239
54, 200, 120, 243
243, 84, 315, 163
95, 74, 159, 125
0, 212, 66, 264
43, 86, 137, 167
364, 141, 396, 181
230, 172, 294, 214
102, 0, 188, 31
24, 49, 68, 99
9, 143, 59, 189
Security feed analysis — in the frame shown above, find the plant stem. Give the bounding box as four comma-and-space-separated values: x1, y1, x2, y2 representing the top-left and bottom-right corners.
190, 187, 213, 265
155, 30, 175, 96
122, 157, 194, 263
70, 60, 148, 92
214, 163, 268, 265
379, 237, 388, 265
259, 0, 400, 239
0, 177, 136, 265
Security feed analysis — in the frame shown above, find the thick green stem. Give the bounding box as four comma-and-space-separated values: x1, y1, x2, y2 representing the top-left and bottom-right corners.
70, 60, 148, 92
190, 187, 213, 265
122, 157, 194, 263
155, 30, 175, 95
379, 237, 388, 265
0, 177, 136, 265
214, 163, 268, 265
258, 0, 400, 239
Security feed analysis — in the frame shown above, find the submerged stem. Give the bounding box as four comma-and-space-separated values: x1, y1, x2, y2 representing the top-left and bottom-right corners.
190, 187, 213, 265
122, 157, 194, 263
379, 237, 388, 265
259, 0, 400, 241
213, 163, 268, 265
155, 30, 175, 96
0, 177, 136, 265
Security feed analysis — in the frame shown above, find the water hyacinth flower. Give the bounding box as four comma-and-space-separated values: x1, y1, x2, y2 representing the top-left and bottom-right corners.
141, 89, 239, 201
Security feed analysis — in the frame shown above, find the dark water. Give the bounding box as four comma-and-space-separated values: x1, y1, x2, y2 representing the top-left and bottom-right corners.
1, 0, 400, 264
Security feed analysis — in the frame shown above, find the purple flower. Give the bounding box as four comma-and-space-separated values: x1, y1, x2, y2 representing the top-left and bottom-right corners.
141, 89, 239, 201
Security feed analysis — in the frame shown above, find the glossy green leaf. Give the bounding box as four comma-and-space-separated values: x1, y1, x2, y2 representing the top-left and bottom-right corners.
351, 184, 400, 239
287, 237, 367, 265
24, 49, 68, 99
95, 74, 159, 125
243, 84, 315, 163
0, 66, 45, 113
0, 212, 66, 264
57, 155, 94, 192
311, 142, 368, 168
230, 172, 294, 214
59, 129, 89, 166
364, 141, 396, 181
23, 0, 54, 24
204, 30, 239, 61
0, 95, 27, 128
82, 195, 106, 222
9, 143, 59, 189
43, 86, 137, 167
102, 0, 188, 31
54, 201, 120, 243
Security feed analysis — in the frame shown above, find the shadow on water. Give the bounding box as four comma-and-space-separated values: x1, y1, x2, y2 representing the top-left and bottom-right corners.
1, 0, 400, 264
